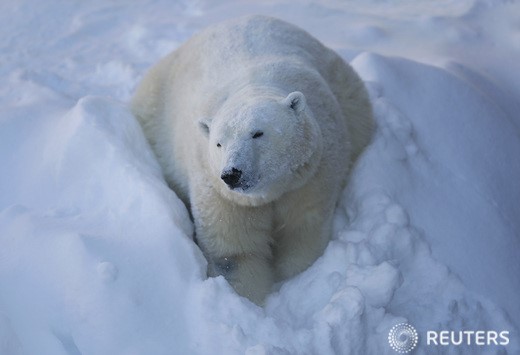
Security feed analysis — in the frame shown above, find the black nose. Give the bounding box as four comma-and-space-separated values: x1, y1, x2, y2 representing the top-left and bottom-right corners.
221, 168, 242, 188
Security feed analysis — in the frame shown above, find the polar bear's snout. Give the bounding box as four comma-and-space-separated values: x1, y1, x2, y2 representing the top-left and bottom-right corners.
221, 167, 243, 189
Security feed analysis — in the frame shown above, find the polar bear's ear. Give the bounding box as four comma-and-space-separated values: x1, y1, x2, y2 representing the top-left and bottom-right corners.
283, 91, 306, 114
198, 117, 211, 137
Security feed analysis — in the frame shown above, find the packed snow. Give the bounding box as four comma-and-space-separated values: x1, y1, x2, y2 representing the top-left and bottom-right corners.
1, 0, 519, 354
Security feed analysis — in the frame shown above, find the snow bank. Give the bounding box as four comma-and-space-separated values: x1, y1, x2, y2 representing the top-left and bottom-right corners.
352, 53, 520, 322
1, 0, 519, 354
0, 97, 204, 354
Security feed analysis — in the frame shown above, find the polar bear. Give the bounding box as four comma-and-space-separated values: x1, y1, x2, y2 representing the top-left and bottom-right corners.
131, 15, 373, 304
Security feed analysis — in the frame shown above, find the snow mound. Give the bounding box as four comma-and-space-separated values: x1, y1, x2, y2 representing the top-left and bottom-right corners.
0, 97, 203, 354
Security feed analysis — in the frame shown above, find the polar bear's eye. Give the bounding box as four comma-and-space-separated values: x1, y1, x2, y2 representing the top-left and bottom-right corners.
252, 131, 264, 139
217, 143, 221, 148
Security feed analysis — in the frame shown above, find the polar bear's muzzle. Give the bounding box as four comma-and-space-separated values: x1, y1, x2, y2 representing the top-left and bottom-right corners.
221, 167, 243, 189
220, 166, 257, 192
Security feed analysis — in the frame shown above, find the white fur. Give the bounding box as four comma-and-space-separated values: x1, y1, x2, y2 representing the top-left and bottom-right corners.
131, 15, 373, 304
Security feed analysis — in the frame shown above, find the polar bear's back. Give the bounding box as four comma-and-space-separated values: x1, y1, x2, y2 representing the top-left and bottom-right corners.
191, 16, 333, 72
175, 16, 353, 99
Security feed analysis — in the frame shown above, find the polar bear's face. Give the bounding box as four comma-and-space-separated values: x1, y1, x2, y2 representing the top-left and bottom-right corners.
199, 90, 323, 205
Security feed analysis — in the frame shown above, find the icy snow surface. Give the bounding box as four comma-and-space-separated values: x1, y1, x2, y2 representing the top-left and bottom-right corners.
1, 0, 519, 354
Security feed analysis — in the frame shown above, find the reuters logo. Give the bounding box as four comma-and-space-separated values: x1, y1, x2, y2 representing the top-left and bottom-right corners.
388, 323, 419, 353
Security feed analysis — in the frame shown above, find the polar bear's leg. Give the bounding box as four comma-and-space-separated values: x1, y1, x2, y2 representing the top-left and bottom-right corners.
190, 183, 275, 305
273, 187, 337, 281
211, 254, 274, 305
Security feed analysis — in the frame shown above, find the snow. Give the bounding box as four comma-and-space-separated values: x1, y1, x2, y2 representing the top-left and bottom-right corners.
1, 0, 519, 354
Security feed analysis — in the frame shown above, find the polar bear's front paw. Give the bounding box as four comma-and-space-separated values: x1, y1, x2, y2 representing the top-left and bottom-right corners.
210, 253, 274, 305
213, 256, 237, 276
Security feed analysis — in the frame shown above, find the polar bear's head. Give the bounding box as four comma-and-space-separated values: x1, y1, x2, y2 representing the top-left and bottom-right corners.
199, 89, 323, 206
